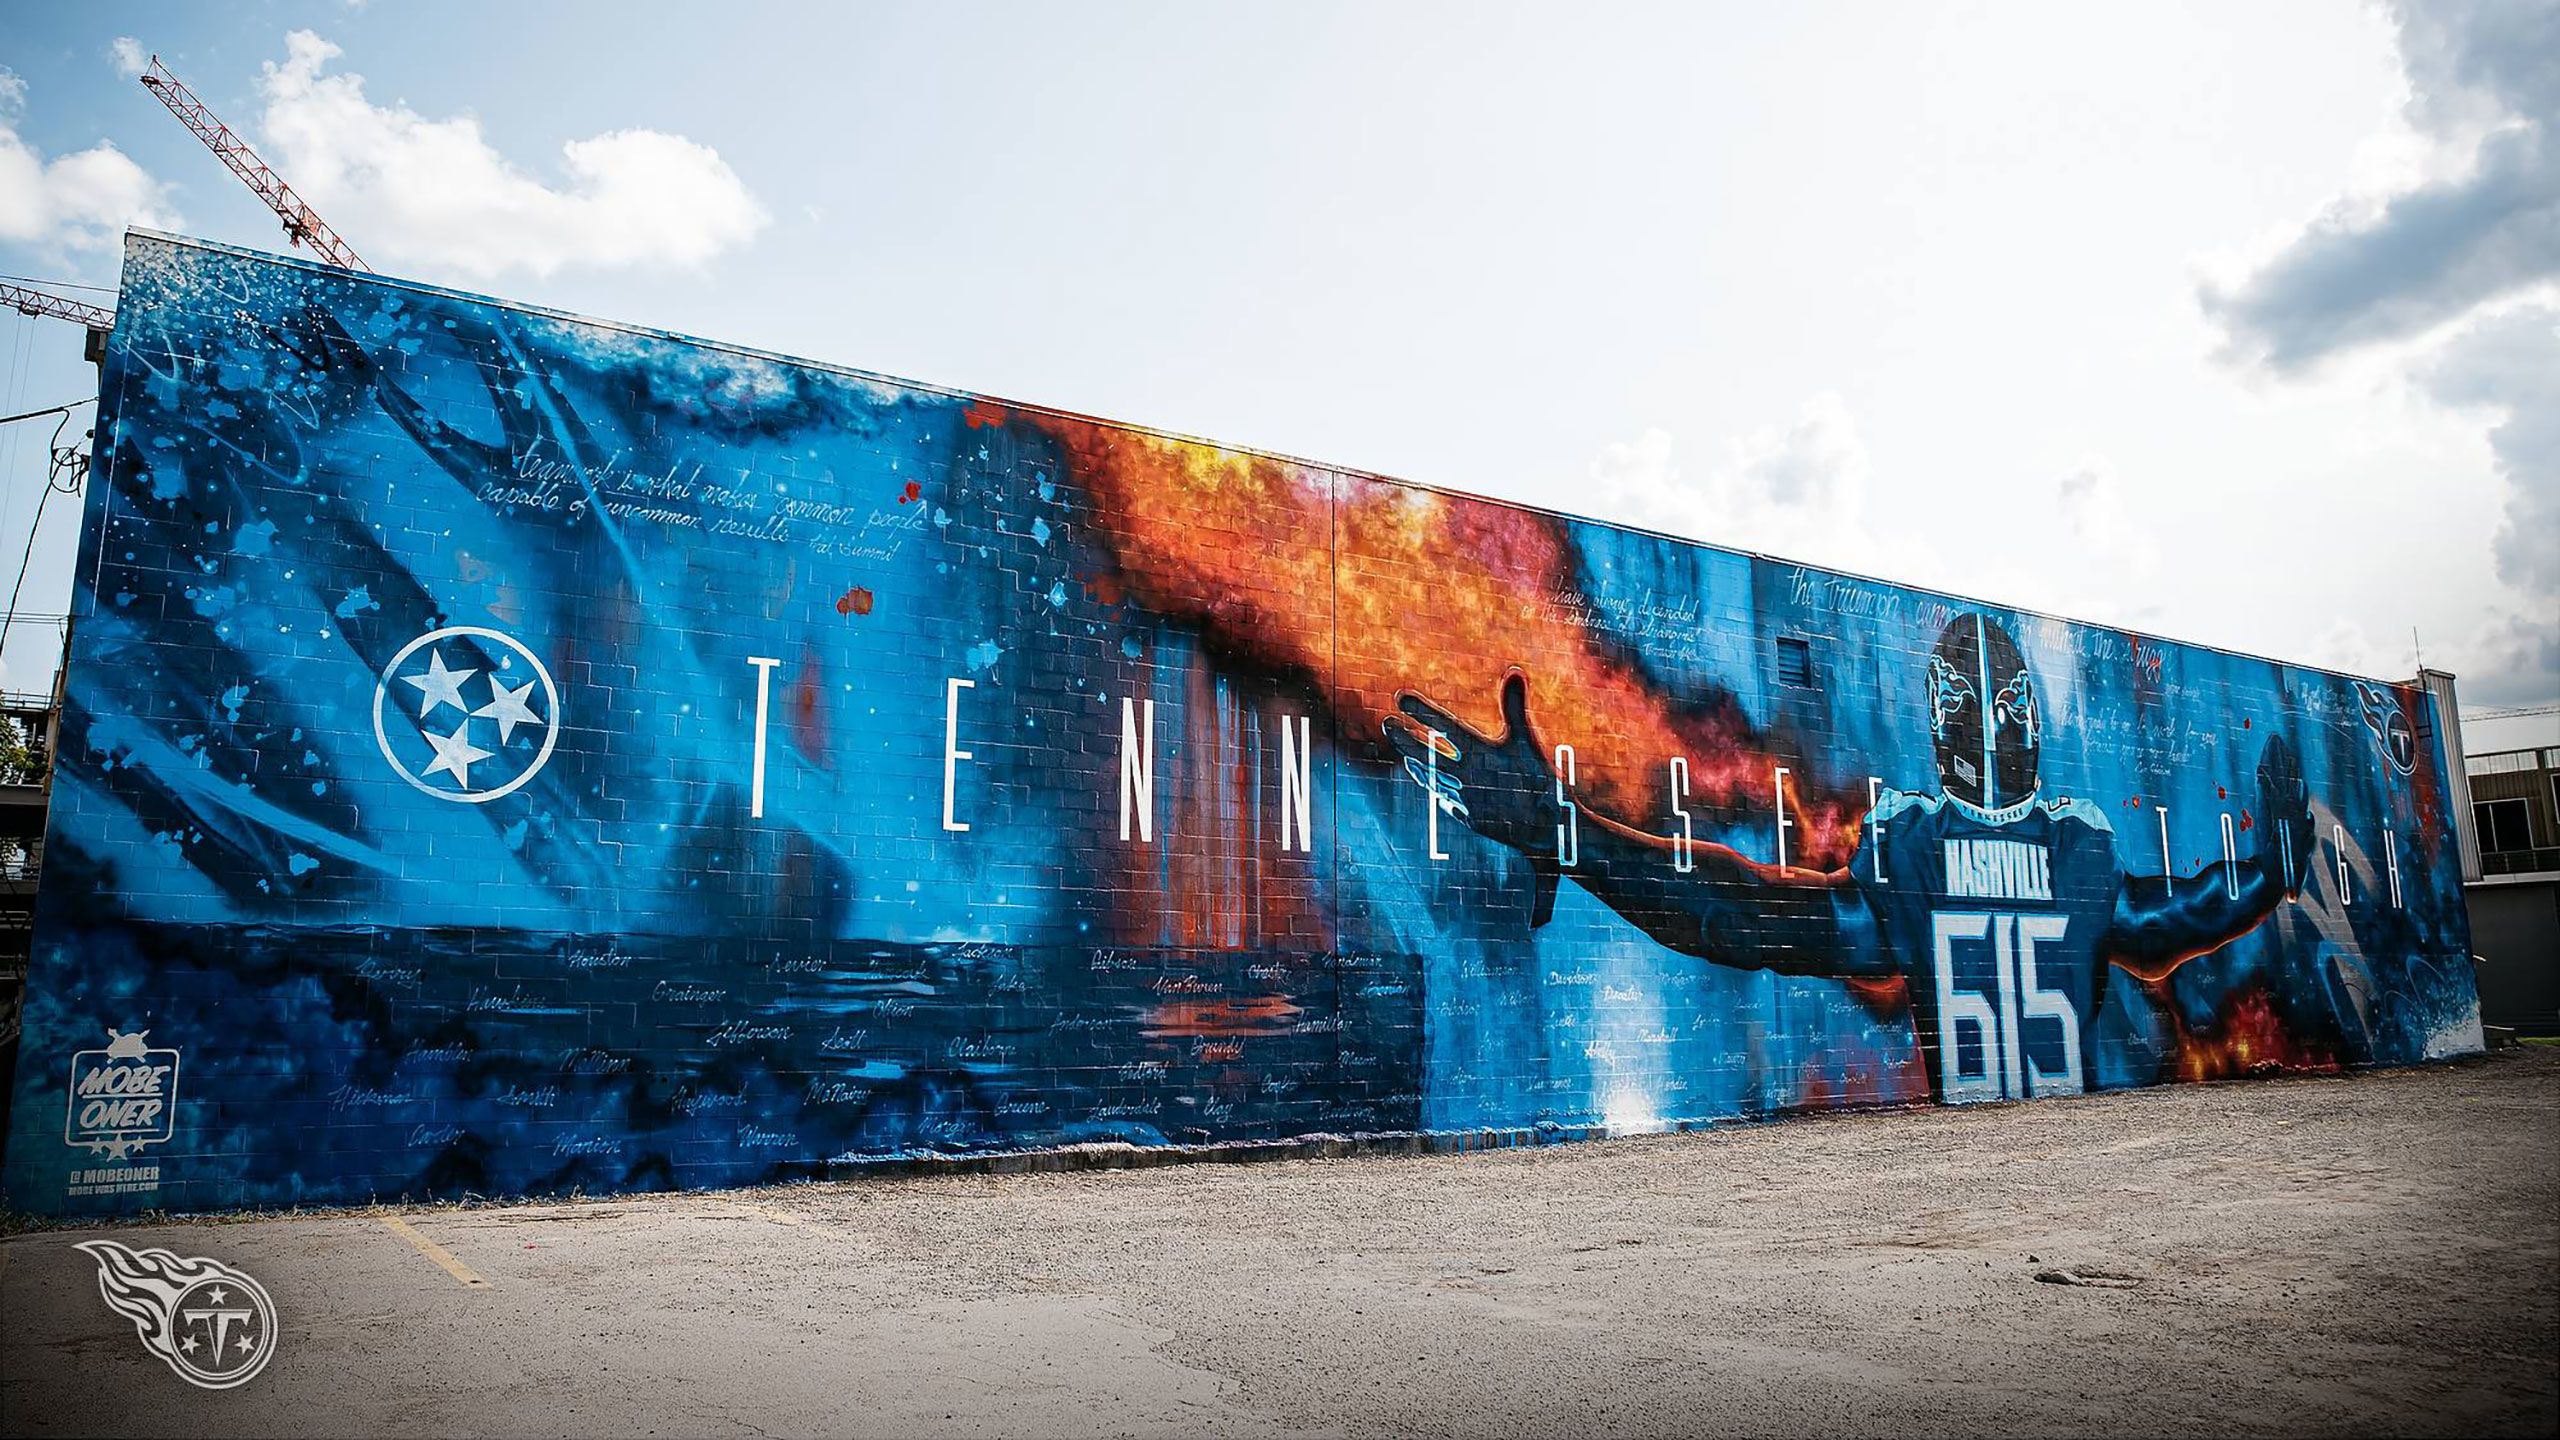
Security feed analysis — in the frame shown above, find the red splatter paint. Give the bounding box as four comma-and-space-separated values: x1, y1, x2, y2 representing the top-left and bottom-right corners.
897, 480, 922, 505
2242, 717, 2252, 729
835, 586, 875, 616
962, 398, 1010, 429
790, 646, 829, 757
2216, 785, 2226, 800
2238, 809, 2254, 832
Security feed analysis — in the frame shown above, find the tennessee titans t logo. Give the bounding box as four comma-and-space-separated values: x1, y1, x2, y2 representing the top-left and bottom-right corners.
75, 1239, 279, 1390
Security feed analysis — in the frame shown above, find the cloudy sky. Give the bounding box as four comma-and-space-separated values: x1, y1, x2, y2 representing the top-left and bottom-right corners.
1, 1, 2552, 751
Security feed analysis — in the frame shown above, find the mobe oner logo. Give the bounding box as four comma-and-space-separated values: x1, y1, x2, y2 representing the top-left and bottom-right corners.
76, 1240, 279, 1390
65, 1028, 179, 1160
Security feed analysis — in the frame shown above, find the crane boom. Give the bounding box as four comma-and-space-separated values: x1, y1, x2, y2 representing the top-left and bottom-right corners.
138, 56, 370, 272
0, 283, 114, 332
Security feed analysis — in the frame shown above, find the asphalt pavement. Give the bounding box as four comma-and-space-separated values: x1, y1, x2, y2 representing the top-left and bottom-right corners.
4, 1049, 2554, 1438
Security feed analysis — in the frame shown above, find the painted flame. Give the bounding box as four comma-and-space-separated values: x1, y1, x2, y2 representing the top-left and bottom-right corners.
74, 1239, 224, 1364
2156, 984, 2340, 1083
1037, 423, 1865, 868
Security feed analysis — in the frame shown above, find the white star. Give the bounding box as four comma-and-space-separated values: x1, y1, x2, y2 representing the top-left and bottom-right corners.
207, 1286, 229, 1305
402, 649, 478, 716
237, 1331, 259, 1354
421, 723, 494, 790
180, 1334, 200, 1355
474, 675, 545, 745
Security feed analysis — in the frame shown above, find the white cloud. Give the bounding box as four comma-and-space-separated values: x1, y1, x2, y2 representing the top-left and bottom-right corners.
2203, 0, 2558, 705
2418, 301, 2560, 702
2303, 617, 2401, 679
2056, 456, 2158, 579
108, 37, 147, 79
2200, 0, 2558, 372
0, 70, 181, 255
2426, 303, 2560, 600
2450, 608, 2560, 705
1586, 400, 2177, 634
1586, 395, 1924, 585
252, 30, 768, 281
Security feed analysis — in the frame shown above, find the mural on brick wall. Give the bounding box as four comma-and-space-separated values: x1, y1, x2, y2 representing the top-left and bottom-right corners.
1, 234, 2481, 1215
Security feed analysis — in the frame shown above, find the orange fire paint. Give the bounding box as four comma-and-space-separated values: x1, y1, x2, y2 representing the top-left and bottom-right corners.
1037, 422, 1866, 868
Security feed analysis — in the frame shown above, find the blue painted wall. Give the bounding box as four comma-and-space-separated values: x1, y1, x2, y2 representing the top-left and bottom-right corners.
1, 234, 2479, 1215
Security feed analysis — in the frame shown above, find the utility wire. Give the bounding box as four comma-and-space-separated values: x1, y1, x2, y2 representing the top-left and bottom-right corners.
0, 411, 85, 667
0, 317, 29, 589
0, 399, 97, 428
0, 273, 117, 294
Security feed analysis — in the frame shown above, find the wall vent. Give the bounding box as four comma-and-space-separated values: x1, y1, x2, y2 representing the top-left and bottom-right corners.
1776, 635, 1817, 689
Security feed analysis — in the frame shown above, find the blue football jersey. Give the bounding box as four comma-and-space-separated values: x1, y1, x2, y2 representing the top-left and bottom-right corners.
1848, 790, 2123, 1103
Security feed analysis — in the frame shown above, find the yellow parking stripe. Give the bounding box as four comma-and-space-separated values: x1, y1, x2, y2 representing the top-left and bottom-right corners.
719, 1199, 870, 1244
726, 1200, 824, 1232
377, 1213, 489, 1288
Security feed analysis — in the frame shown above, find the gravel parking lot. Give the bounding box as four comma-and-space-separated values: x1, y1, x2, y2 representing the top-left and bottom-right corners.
4, 1049, 2554, 1439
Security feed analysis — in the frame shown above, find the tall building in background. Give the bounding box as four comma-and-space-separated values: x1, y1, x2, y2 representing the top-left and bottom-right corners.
2464, 744, 2560, 1035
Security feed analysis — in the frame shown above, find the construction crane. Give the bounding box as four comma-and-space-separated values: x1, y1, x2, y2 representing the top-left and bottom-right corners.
1, 282, 115, 362
0, 284, 113, 333
138, 55, 370, 272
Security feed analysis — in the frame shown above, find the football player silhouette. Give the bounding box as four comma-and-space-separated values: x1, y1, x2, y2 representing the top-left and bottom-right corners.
1386, 612, 2316, 1102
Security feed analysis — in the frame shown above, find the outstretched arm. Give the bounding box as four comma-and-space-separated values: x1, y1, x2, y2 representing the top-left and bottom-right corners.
2104, 733, 2316, 982
1385, 673, 1887, 978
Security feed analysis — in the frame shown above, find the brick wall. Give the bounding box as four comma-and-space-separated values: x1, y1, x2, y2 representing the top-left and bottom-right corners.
0, 233, 2480, 1216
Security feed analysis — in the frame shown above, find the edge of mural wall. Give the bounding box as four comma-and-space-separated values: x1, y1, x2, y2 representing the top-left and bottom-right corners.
0, 232, 2484, 1217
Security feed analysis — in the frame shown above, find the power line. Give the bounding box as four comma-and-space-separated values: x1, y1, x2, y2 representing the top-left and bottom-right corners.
2468, 701, 2560, 721
0, 315, 29, 566
0, 411, 86, 668
0, 273, 116, 295
0, 399, 97, 428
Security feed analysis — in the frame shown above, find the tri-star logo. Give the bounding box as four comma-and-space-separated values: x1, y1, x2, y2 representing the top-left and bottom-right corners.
370, 626, 561, 803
